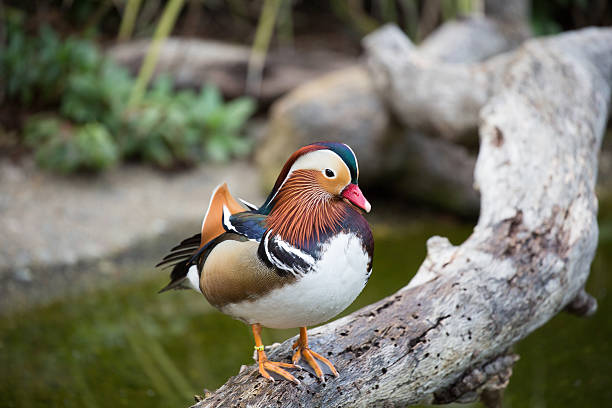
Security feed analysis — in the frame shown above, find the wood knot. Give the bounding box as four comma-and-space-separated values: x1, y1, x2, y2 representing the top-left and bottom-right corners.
565, 288, 598, 317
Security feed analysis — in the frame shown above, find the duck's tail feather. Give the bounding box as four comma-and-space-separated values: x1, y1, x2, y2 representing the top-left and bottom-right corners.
200, 183, 246, 247
157, 183, 246, 293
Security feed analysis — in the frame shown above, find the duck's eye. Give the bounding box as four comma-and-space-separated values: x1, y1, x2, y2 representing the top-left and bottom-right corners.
324, 168, 335, 178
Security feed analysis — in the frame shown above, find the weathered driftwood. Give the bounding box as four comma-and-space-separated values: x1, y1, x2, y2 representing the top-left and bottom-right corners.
364, 25, 514, 142
418, 0, 530, 64
193, 28, 611, 407
396, 0, 530, 141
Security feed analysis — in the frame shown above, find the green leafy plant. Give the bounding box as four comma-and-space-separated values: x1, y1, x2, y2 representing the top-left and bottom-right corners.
1, 15, 256, 173
122, 80, 254, 167
24, 118, 119, 173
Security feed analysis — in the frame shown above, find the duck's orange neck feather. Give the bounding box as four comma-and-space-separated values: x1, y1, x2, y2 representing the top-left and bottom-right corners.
266, 170, 346, 246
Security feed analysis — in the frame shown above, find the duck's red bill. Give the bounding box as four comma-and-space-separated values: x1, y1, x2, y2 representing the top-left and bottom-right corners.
341, 184, 371, 213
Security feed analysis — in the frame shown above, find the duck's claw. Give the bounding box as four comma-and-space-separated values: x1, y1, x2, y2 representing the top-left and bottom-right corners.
258, 359, 300, 384
292, 327, 339, 381
252, 323, 300, 384
293, 345, 338, 381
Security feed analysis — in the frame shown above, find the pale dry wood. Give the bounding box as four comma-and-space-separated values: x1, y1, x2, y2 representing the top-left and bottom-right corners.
418, 0, 530, 64
193, 28, 611, 407
364, 24, 514, 141
372, 0, 530, 141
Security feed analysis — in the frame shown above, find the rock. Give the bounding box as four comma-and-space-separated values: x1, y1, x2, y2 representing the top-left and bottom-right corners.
388, 131, 479, 216
255, 65, 390, 189
417, 0, 531, 64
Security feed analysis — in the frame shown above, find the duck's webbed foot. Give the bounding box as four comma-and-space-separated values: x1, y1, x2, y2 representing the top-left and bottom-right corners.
252, 324, 300, 384
257, 355, 300, 384
292, 327, 339, 382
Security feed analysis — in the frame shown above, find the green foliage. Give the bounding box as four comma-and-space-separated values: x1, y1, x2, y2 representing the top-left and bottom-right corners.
531, 0, 594, 36
1, 19, 100, 106
24, 118, 120, 173
531, 0, 563, 36
122, 80, 255, 167
1, 15, 256, 173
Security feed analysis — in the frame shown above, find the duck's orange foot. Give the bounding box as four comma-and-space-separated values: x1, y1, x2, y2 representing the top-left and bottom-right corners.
292, 327, 339, 382
258, 358, 300, 384
251, 324, 300, 384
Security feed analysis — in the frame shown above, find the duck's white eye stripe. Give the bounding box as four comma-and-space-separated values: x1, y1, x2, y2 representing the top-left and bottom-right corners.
343, 143, 359, 178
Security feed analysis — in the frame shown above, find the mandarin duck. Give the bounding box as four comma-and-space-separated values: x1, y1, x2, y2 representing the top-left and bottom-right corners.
157, 142, 373, 384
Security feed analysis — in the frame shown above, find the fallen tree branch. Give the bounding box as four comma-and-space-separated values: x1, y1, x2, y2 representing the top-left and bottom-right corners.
364, 25, 513, 141
363, 0, 531, 142
193, 27, 611, 407
418, 0, 530, 63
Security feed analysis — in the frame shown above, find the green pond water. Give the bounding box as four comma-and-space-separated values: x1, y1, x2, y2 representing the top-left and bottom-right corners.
1, 215, 611, 407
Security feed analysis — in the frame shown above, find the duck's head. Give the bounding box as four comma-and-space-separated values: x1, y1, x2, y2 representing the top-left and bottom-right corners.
259, 142, 371, 215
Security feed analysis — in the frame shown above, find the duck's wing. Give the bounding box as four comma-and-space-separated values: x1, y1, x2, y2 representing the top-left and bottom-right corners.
157, 183, 248, 292
224, 211, 268, 241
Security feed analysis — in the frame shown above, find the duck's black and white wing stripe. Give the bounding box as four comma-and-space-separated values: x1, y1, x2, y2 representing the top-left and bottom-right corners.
258, 230, 315, 277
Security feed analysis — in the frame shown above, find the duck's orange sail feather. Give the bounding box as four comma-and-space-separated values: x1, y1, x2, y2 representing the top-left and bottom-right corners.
200, 183, 246, 247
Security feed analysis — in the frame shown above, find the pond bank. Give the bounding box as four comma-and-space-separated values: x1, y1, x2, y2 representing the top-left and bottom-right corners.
0, 159, 263, 315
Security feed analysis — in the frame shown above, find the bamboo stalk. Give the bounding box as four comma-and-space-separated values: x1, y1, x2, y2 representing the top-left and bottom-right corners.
276, 0, 294, 47
441, 0, 457, 21
128, 0, 185, 107
246, 0, 282, 96
378, 0, 398, 23
118, 0, 143, 41
398, 0, 420, 42
457, 0, 474, 15
330, 0, 380, 35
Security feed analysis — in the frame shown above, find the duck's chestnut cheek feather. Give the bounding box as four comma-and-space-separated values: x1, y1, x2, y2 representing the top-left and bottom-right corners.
341, 183, 371, 213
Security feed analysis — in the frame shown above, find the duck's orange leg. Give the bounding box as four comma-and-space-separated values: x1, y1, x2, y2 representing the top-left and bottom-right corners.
252, 324, 300, 384
292, 327, 339, 382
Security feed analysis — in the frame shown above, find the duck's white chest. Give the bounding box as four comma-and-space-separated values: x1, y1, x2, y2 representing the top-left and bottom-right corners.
222, 233, 371, 329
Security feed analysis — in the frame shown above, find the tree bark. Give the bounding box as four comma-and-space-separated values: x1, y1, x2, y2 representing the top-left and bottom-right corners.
193, 27, 611, 408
